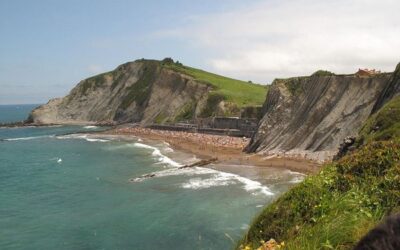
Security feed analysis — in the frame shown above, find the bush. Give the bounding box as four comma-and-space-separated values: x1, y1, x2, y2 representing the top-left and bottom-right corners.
238, 140, 400, 249
311, 70, 335, 77
161, 57, 174, 64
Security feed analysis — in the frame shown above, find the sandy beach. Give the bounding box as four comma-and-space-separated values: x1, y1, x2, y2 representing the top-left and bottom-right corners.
101, 127, 321, 174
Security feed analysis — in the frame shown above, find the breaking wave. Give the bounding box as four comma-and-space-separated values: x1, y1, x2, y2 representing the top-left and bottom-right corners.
133, 166, 274, 196
3, 135, 54, 141
83, 126, 98, 129
133, 142, 182, 167
56, 134, 109, 142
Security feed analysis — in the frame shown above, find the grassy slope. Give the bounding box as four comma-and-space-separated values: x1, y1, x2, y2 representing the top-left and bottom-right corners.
238, 96, 400, 250
163, 63, 268, 107
358, 95, 400, 145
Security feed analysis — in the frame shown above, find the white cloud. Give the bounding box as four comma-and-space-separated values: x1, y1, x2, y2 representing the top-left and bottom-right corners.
159, 0, 400, 83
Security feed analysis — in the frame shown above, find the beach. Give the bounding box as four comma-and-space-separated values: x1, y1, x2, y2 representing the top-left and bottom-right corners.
101, 127, 321, 174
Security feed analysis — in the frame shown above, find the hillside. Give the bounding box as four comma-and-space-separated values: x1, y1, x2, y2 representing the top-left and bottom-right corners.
246, 69, 394, 162
238, 64, 400, 249
28, 59, 267, 125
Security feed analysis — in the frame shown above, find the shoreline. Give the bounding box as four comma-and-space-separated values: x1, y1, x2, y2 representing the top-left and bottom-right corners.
99, 127, 321, 174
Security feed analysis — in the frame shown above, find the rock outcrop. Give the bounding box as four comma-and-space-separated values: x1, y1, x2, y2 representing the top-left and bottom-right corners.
246, 66, 400, 162
29, 60, 213, 125
371, 63, 400, 113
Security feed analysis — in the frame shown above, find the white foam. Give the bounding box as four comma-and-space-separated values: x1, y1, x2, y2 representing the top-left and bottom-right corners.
187, 168, 274, 195
182, 176, 235, 189
283, 170, 306, 183
4, 135, 54, 141
133, 142, 182, 167
84, 126, 98, 129
289, 176, 305, 183
85, 138, 109, 142
285, 169, 307, 176
136, 165, 274, 196
164, 147, 174, 153
56, 134, 88, 140
56, 134, 109, 143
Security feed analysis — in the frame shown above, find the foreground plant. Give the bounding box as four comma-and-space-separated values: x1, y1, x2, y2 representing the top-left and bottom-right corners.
237, 140, 400, 249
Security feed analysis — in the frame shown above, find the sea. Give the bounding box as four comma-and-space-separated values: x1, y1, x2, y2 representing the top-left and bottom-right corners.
0, 104, 305, 250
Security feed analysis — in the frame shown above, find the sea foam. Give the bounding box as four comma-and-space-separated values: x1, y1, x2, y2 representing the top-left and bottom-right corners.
56, 134, 109, 142
84, 126, 98, 129
135, 165, 274, 196
181, 169, 274, 196
133, 142, 182, 167
3, 135, 54, 141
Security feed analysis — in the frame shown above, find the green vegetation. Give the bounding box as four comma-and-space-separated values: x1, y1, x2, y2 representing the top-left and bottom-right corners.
358, 96, 400, 145
154, 112, 168, 124
278, 70, 334, 97
175, 101, 195, 121
119, 61, 159, 109
200, 92, 226, 117
110, 70, 127, 90
79, 71, 111, 95
239, 140, 400, 250
241, 106, 263, 119
162, 61, 268, 107
312, 70, 335, 77
281, 78, 303, 96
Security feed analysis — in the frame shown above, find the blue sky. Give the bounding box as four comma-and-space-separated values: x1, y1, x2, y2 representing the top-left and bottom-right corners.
1, 0, 399, 104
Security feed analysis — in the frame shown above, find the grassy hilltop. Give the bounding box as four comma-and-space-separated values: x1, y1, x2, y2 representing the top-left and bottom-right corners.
161, 59, 268, 108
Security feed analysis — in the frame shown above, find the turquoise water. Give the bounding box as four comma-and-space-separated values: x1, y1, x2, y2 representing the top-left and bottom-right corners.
0, 104, 40, 123
0, 106, 304, 250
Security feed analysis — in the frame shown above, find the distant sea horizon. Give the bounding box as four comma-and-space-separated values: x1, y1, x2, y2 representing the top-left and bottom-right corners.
0, 104, 41, 123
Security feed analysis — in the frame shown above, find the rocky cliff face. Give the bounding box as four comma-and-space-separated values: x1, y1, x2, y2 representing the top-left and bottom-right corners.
29, 60, 212, 125
371, 63, 400, 113
246, 69, 398, 162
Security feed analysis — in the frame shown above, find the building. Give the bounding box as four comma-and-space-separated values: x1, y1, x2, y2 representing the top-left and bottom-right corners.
356, 68, 381, 77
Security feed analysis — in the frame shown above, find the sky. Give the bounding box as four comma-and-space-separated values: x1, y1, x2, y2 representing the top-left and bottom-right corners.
1, 0, 399, 104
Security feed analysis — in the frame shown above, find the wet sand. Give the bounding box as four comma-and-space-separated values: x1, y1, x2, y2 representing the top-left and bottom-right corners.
101, 127, 321, 174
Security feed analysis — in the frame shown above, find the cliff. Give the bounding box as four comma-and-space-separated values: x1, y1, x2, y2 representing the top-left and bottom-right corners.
28, 59, 267, 125
246, 68, 400, 162
238, 65, 400, 250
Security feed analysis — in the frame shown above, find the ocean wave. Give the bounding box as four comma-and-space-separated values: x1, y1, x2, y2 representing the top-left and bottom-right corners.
56, 134, 109, 142
84, 126, 98, 129
3, 135, 54, 141
133, 142, 182, 167
283, 169, 306, 183
181, 177, 235, 189
289, 175, 305, 183
56, 134, 88, 140
85, 138, 109, 142
133, 165, 274, 196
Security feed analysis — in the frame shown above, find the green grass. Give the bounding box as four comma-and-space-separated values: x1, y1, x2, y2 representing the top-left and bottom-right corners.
162, 63, 268, 107
238, 140, 400, 250
358, 96, 400, 145
311, 70, 335, 77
